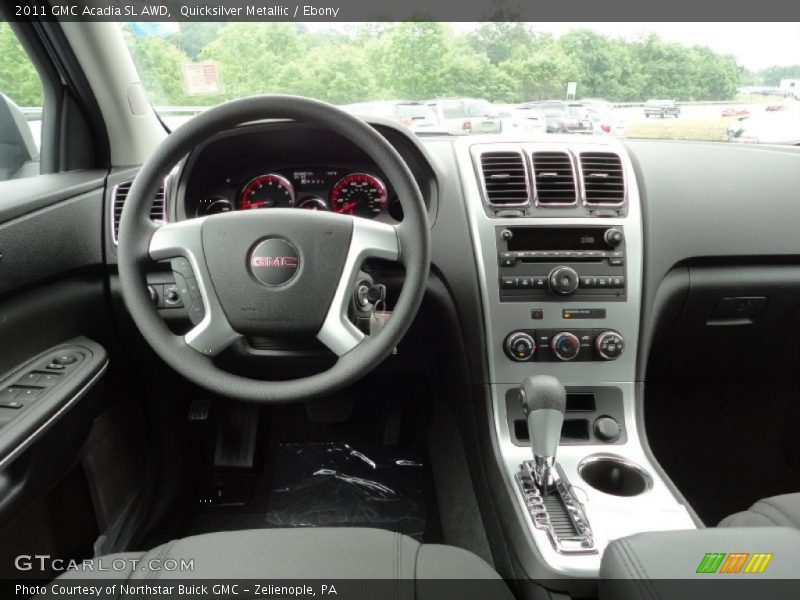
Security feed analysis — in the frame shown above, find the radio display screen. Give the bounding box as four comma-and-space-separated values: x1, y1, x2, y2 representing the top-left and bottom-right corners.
506, 227, 609, 251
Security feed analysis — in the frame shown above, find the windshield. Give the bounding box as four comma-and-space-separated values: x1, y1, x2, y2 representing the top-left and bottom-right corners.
123, 22, 800, 144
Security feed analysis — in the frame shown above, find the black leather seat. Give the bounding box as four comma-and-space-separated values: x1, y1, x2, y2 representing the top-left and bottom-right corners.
719, 492, 800, 528
53, 528, 513, 599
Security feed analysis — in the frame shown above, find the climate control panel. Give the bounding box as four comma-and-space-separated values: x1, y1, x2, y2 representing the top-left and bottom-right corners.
504, 329, 624, 363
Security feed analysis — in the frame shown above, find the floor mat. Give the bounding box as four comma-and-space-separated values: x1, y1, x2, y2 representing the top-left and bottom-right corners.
266, 442, 426, 538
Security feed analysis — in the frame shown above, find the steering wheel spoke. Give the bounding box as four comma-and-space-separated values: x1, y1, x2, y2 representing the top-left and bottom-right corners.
149, 219, 241, 356
317, 219, 400, 356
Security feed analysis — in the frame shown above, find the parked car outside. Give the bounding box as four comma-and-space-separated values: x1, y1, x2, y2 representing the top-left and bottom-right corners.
721, 107, 750, 118
644, 99, 681, 118
525, 100, 594, 134
426, 97, 502, 134
493, 104, 547, 136
343, 100, 439, 131
727, 109, 800, 145
575, 99, 627, 137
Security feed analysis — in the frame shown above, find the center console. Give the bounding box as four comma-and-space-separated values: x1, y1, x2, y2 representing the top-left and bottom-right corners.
455, 138, 696, 581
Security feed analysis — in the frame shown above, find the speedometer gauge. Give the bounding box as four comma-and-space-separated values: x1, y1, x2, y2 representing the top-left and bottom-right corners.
330, 173, 387, 219
240, 173, 295, 210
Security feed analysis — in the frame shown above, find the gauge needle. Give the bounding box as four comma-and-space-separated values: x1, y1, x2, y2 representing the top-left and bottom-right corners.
338, 201, 357, 215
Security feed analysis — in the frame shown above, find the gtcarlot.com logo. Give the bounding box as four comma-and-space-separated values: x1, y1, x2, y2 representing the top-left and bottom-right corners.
14, 554, 195, 573
696, 552, 773, 574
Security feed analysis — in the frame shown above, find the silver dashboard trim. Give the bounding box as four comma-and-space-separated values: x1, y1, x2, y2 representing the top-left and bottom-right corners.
455, 135, 695, 579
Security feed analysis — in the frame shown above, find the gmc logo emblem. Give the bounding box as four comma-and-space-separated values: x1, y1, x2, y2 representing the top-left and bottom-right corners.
251, 256, 298, 268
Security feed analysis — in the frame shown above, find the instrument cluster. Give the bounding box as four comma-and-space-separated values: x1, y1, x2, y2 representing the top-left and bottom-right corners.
190, 167, 401, 221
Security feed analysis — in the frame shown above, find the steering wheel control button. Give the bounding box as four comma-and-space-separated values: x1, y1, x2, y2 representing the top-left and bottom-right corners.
505, 332, 536, 362
551, 332, 581, 361
594, 416, 622, 442
596, 330, 625, 360
548, 266, 580, 296
249, 238, 300, 286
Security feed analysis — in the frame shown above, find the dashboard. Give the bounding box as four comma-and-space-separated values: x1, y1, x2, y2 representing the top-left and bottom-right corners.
174, 122, 438, 225
188, 166, 402, 221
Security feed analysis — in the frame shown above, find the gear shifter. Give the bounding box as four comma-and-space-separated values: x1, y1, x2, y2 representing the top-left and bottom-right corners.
520, 375, 566, 491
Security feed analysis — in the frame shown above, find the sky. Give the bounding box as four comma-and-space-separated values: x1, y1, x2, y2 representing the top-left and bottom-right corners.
306, 22, 800, 71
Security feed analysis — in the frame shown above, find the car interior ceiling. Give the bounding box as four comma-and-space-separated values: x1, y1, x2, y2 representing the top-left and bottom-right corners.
1, 14, 800, 600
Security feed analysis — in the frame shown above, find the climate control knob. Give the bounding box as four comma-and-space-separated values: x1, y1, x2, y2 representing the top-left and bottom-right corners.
551, 332, 581, 361
548, 266, 580, 296
505, 332, 536, 362
595, 330, 625, 360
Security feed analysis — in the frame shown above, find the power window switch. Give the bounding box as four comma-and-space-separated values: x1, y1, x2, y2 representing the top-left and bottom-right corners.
1, 387, 21, 401
0, 401, 24, 409
16, 388, 41, 401
19, 372, 41, 386
38, 373, 62, 387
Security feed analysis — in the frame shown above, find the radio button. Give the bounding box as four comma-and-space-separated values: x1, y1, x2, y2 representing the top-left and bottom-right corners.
500, 257, 516, 267
518, 277, 533, 289
610, 276, 625, 288
501, 277, 518, 289
580, 276, 596, 288
533, 276, 548, 289
604, 228, 624, 247
549, 266, 580, 296
596, 276, 610, 288
609, 257, 625, 266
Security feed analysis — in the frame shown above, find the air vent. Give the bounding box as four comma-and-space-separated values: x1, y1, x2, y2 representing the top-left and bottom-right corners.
479, 151, 530, 206
530, 151, 578, 206
579, 152, 625, 206
112, 180, 167, 245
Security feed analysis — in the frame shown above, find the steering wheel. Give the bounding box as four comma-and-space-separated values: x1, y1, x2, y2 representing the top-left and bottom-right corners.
117, 95, 431, 403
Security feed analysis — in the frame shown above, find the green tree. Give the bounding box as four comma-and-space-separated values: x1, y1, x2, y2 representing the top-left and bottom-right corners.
0, 22, 43, 106
124, 29, 193, 105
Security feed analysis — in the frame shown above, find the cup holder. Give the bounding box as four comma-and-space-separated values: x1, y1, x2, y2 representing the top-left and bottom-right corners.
578, 454, 652, 497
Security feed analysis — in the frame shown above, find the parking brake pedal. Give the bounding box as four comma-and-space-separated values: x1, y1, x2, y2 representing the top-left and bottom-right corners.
214, 403, 258, 469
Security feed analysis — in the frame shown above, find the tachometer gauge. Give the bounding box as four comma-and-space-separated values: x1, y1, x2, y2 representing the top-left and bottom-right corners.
298, 196, 328, 211
330, 173, 387, 218
195, 196, 233, 217
240, 173, 295, 210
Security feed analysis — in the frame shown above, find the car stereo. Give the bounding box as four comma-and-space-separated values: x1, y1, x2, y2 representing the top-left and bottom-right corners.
496, 226, 626, 301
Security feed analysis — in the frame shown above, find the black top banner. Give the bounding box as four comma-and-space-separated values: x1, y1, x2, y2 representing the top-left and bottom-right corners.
4, 0, 800, 22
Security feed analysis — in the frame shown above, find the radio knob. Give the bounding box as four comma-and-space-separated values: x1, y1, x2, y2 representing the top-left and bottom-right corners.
548, 266, 580, 295
551, 332, 581, 361
604, 228, 624, 247
595, 330, 625, 360
505, 332, 536, 362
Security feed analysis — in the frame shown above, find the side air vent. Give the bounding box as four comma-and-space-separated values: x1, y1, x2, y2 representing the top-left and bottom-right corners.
112, 180, 167, 245
530, 151, 578, 206
479, 151, 530, 206
579, 152, 626, 206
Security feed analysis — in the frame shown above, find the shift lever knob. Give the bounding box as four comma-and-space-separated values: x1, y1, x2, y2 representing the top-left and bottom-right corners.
520, 375, 566, 490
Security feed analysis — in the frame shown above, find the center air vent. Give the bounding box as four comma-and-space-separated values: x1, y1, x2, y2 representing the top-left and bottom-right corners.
112, 180, 167, 245
579, 152, 625, 206
479, 151, 530, 206
531, 151, 578, 206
